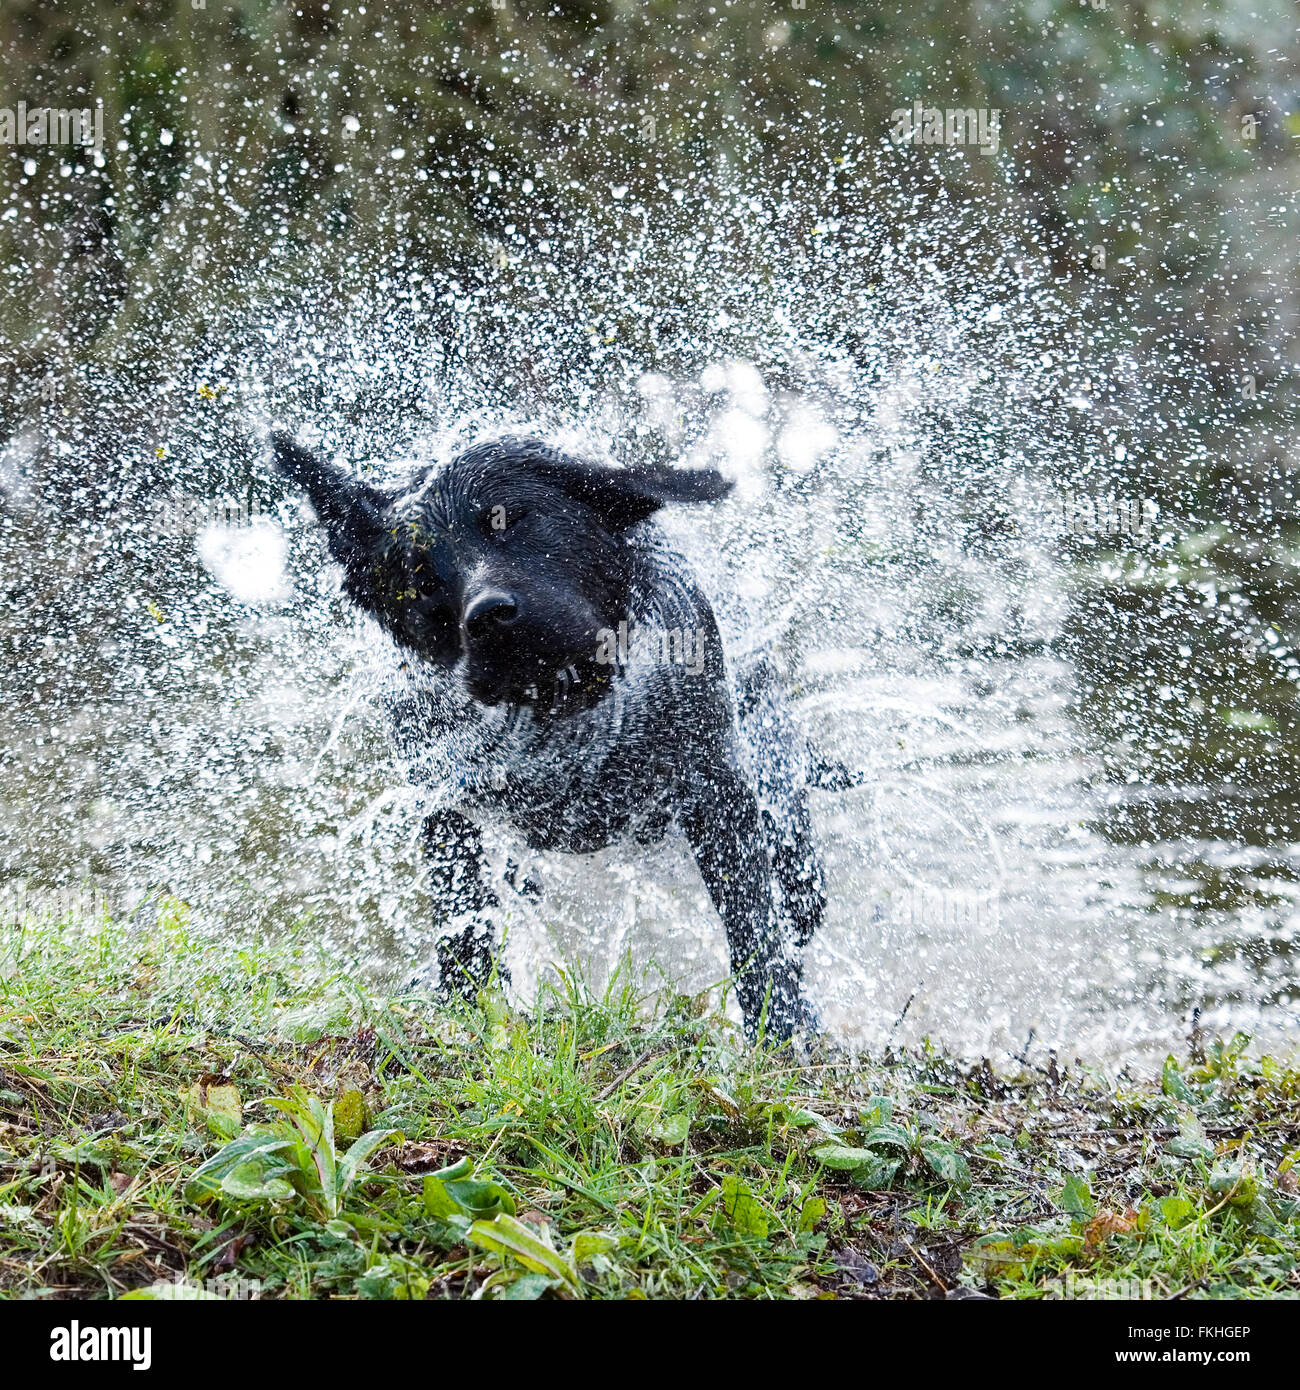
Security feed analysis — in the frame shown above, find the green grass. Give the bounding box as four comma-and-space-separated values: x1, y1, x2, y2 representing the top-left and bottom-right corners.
1, 899, 1298, 1300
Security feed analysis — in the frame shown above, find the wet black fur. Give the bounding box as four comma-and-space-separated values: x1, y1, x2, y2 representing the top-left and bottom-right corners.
272, 431, 825, 1041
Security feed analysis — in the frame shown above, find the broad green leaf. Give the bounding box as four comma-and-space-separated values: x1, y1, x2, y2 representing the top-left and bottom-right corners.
424, 1170, 516, 1220
571, 1231, 619, 1265
332, 1089, 369, 1145
450, 1178, 516, 1216
1157, 1195, 1196, 1228
304, 1092, 337, 1212
1209, 1164, 1258, 1207
333, 1209, 403, 1235
859, 1096, 894, 1127
430, 1156, 473, 1182
1166, 1111, 1213, 1159
185, 1131, 292, 1203
501, 1272, 554, 1300
1161, 1056, 1196, 1103
811, 1144, 877, 1170
778, 1106, 842, 1135
851, 1155, 901, 1190
720, 1176, 769, 1238
356, 1255, 430, 1301
49, 1138, 114, 1170
266, 1089, 339, 1219
336, 1128, 396, 1198
646, 1112, 690, 1146
220, 1166, 294, 1202
921, 1142, 972, 1191
863, 1122, 913, 1150
468, 1214, 578, 1289
423, 1175, 466, 1220
1243, 1196, 1281, 1234
1059, 1172, 1095, 1217
797, 1196, 826, 1232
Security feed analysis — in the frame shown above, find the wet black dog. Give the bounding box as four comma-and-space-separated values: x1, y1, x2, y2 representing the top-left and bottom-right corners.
272, 432, 824, 1041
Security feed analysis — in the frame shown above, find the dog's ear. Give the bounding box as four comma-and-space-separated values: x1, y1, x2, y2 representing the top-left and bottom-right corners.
535, 455, 733, 531
271, 432, 389, 567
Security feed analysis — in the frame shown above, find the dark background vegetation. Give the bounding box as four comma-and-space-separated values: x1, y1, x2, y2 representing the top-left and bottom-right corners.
2, 1, 1296, 384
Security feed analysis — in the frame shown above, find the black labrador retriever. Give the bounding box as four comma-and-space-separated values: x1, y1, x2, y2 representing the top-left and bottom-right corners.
272, 432, 825, 1041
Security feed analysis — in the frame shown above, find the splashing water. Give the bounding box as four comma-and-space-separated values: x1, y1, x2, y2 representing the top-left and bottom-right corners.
2, 130, 1296, 1063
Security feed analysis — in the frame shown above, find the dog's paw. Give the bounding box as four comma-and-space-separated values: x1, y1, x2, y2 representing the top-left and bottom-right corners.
401, 914, 510, 1002
792, 993, 823, 1039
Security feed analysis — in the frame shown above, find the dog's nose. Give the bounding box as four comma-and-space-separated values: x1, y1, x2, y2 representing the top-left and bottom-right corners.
464, 590, 519, 640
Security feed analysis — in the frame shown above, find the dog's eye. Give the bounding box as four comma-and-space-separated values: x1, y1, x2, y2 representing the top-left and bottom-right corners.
382, 565, 443, 603
481, 504, 524, 538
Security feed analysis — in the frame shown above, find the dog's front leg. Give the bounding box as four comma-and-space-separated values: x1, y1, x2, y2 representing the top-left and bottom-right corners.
421, 808, 507, 1000
682, 770, 807, 1043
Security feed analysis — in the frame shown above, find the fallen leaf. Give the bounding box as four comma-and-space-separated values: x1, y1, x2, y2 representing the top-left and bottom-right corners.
389, 1140, 466, 1174
86, 1111, 131, 1136
1083, 1208, 1140, 1250
832, 1246, 878, 1286
214, 1232, 255, 1271
182, 1076, 242, 1139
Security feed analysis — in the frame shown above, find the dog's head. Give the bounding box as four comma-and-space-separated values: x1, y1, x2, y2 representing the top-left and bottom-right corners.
272, 433, 731, 708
